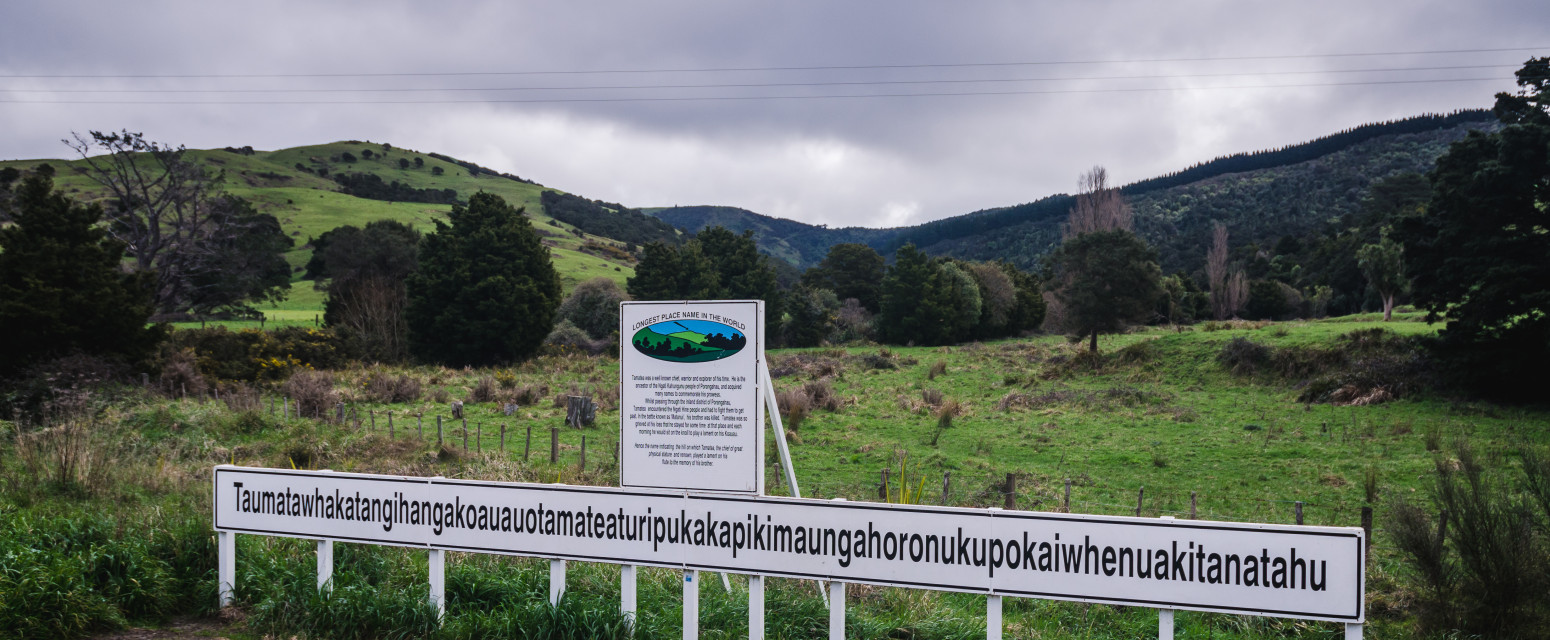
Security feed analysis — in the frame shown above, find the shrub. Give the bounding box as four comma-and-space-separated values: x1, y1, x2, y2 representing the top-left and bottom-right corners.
469, 376, 499, 403
542, 319, 597, 356
1387, 440, 1550, 637
365, 372, 420, 403
282, 371, 338, 420
802, 379, 842, 412
927, 360, 947, 380
162, 326, 357, 383
556, 277, 627, 342
776, 389, 810, 431
1217, 337, 1270, 375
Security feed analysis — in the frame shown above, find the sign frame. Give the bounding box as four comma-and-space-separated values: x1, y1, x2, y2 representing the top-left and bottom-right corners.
617, 300, 765, 495
213, 465, 1365, 623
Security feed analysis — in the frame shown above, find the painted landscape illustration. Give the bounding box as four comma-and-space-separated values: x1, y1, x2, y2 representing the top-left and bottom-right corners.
632, 319, 748, 362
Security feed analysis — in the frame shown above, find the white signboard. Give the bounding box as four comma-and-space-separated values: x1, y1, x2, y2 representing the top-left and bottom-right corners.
618, 300, 764, 494
214, 466, 1365, 622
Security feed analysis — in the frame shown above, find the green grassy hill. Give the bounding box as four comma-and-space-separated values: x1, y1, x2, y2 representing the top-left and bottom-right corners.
1, 142, 641, 325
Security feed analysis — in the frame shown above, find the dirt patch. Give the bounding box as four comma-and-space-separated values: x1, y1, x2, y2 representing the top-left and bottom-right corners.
92, 617, 236, 640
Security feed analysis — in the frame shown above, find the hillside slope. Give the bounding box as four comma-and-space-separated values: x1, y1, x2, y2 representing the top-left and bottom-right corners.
0, 141, 638, 296
647, 111, 1497, 275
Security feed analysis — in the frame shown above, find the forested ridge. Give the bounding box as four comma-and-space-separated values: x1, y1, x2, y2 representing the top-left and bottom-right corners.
648, 110, 1498, 274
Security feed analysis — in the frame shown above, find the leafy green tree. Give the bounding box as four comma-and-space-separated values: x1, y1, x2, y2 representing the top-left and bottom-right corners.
414, 157, 424, 169
431, 166, 444, 176
405, 193, 561, 366
783, 284, 839, 348
0, 173, 161, 377
184, 196, 294, 317
923, 262, 981, 345
802, 243, 885, 312
695, 227, 783, 337
1356, 231, 1406, 321
629, 227, 782, 338
626, 241, 718, 301
1394, 57, 1550, 400
1047, 230, 1162, 352
877, 244, 936, 345
398, 158, 410, 170
0, 166, 18, 222
999, 261, 1047, 335
1244, 279, 1290, 320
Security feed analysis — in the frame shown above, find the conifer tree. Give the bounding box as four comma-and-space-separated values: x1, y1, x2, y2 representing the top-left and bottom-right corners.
404, 193, 561, 366
0, 173, 161, 376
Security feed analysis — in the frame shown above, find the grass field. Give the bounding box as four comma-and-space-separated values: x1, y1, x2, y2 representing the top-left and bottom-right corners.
3, 316, 1544, 638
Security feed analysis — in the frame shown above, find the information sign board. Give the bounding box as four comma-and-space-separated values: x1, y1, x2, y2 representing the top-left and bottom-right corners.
618, 300, 764, 493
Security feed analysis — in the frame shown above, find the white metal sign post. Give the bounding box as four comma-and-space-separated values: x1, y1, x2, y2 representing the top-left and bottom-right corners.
214, 466, 1367, 637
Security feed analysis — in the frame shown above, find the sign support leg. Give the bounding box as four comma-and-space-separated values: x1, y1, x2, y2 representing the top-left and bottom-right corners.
317, 540, 333, 593
1345, 623, 1363, 639
683, 569, 699, 639
428, 549, 445, 622
1159, 608, 1173, 638
217, 531, 234, 608
759, 362, 800, 498
621, 564, 637, 625
987, 595, 1002, 640
550, 559, 567, 606
749, 575, 765, 640
828, 581, 846, 640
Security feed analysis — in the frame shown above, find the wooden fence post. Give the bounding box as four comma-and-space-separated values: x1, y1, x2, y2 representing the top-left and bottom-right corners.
1135, 487, 1145, 517
1190, 492, 1198, 519
417, 414, 423, 439
437, 415, 443, 447
879, 468, 889, 501
388, 412, 394, 438
1361, 507, 1373, 553
462, 418, 468, 452
1004, 473, 1016, 510
579, 436, 586, 471
1295, 501, 1304, 525
941, 471, 951, 505
477, 422, 482, 454
500, 423, 506, 452
550, 427, 559, 463
525, 425, 532, 461
370, 410, 375, 432
1064, 478, 1072, 512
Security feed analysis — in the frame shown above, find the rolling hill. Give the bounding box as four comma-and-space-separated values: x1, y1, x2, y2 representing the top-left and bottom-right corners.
0, 141, 646, 306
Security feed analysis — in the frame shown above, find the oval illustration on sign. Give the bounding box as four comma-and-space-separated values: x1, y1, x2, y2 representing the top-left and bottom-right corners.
631, 319, 747, 363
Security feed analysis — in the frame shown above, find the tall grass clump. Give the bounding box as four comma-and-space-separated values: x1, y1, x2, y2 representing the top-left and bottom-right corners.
282, 370, 339, 420
776, 389, 810, 431
367, 371, 421, 403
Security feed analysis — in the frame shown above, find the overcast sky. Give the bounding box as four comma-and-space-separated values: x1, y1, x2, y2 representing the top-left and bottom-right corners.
2, 2, 1545, 228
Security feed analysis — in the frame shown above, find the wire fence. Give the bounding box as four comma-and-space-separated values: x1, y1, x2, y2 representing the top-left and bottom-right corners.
197, 389, 1381, 545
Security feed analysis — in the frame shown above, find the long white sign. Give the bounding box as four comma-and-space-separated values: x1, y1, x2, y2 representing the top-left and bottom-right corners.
618, 300, 764, 494
214, 466, 1365, 622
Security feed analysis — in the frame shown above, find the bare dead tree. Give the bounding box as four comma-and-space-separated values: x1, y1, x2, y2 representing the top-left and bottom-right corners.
1226, 271, 1249, 319
332, 274, 411, 362
1208, 223, 1231, 319
67, 131, 220, 313
1063, 165, 1133, 239
65, 131, 289, 317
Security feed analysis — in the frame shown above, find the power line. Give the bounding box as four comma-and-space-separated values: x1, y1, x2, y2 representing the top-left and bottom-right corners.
0, 76, 1524, 106
1, 46, 1544, 79
1, 64, 1520, 94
